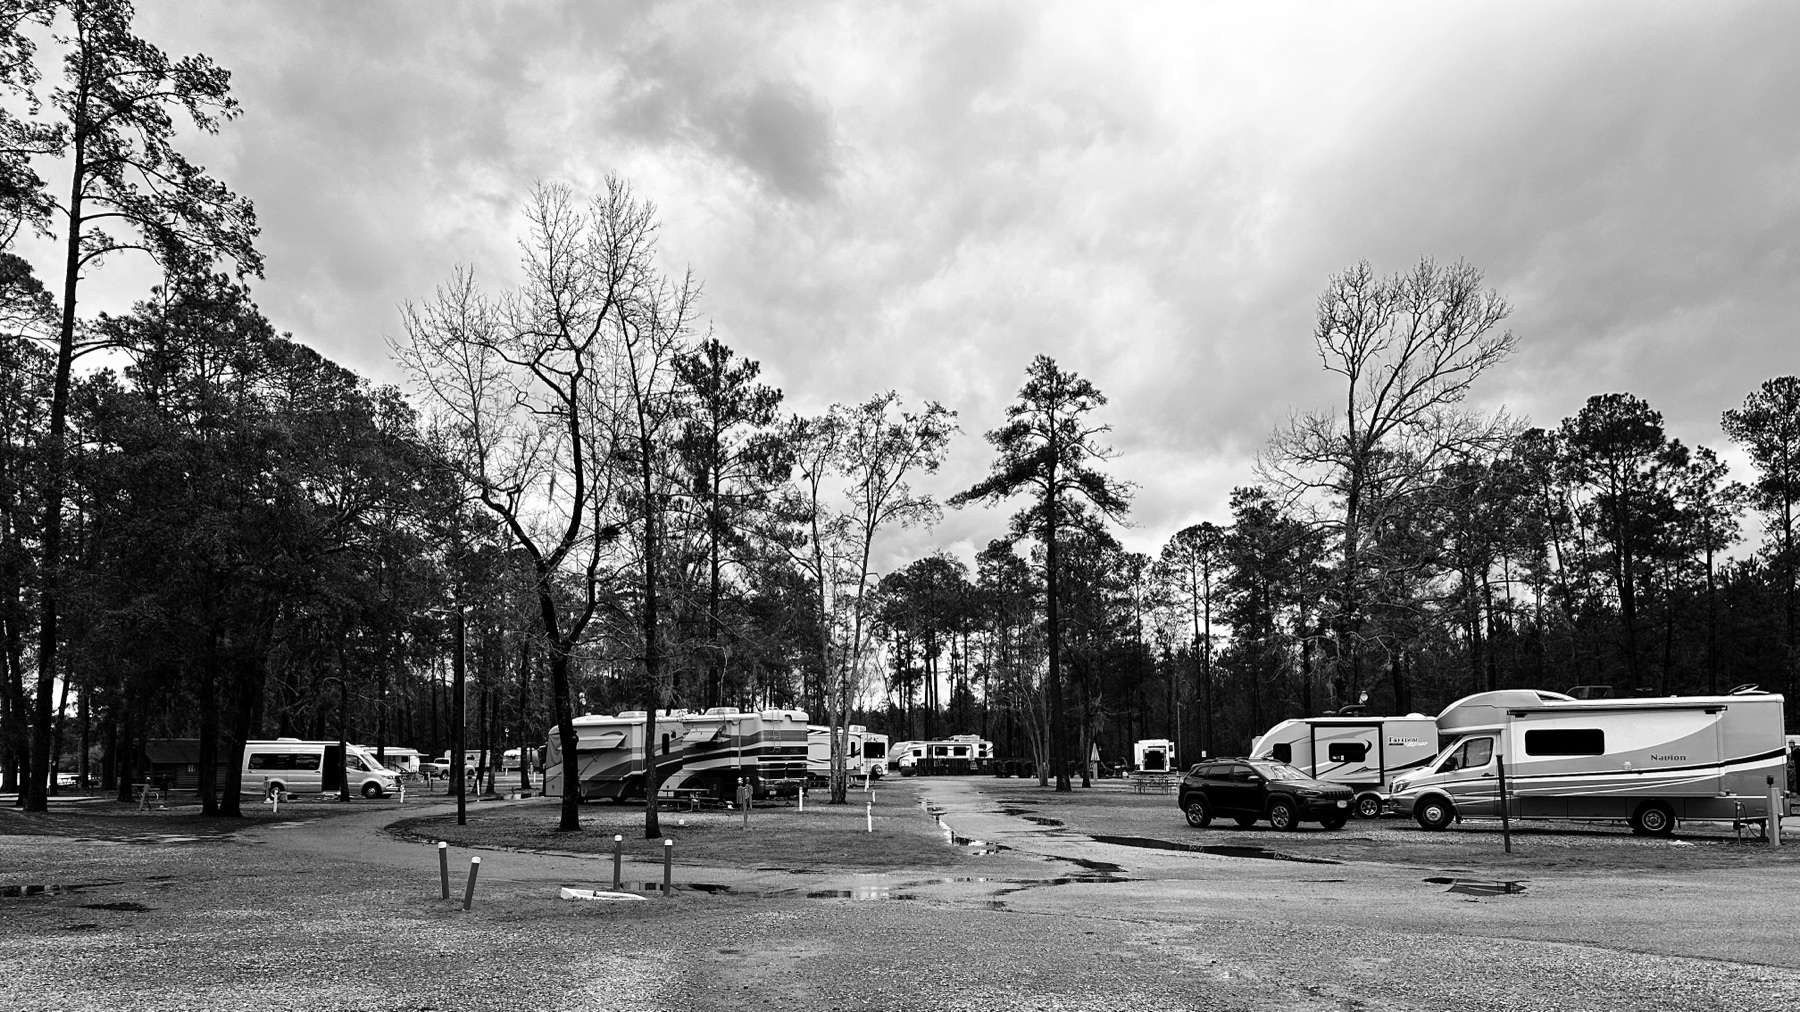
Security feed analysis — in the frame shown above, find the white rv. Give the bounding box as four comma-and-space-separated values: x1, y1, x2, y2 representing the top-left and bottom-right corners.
241, 739, 399, 799
1132, 739, 1175, 773
890, 735, 994, 775
1249, 715, 1437, 819
1385, 689, 1791, 835
807, 724, 889, 781
544, 707, 809, 801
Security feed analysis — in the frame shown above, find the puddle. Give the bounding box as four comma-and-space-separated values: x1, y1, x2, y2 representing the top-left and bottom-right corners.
615, 882, 735, 895
1089, 836, 1341, 865
0, 881, 123, 899
806, 887, 906, 900
1424, 877, 1526, 896
946, 831, 1008, 855
79, 901, 151, 912
1058, 856, 1127, 874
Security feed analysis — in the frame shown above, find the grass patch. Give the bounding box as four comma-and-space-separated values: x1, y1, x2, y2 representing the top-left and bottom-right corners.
387, 793, 977, 872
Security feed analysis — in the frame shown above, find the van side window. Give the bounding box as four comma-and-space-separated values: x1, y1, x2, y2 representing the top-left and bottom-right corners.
1328, 742, 1368, 763
1525, 729, 1605, 756
1271, 743, 1292, 764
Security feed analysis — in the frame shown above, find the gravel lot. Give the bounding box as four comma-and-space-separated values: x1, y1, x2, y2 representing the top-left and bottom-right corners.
4, 780, 1799, 1012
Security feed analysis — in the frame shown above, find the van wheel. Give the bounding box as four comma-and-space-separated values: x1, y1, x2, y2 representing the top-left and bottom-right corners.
1415, 796, 1455, 831
361, 782, 383, 800
1267, 799, 1300, 831
1631, 801, 1676, 836
1355, 794, 1383, 820
264, 782, 284, 800
1183, 796, 1213, 828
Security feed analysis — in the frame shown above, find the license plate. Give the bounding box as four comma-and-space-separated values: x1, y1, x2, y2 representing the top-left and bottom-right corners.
1335, 800, 1347, 808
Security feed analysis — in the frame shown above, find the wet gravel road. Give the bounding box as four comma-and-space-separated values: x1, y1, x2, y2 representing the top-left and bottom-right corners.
3, 779, 1799, 1011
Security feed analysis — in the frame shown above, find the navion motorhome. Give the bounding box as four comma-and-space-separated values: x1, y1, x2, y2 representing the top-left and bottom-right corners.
1385, 688, 1791, 834
1249, 714, 1437, 819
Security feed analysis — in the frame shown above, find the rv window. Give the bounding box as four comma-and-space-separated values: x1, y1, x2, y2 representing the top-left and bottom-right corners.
865, 742, 886, 758
1328, 742, 1368, 763
953, 747, 969, 757
1459, 737, 1493, 770
1525, 728, 1605, 756
1271, 743, 1292, 764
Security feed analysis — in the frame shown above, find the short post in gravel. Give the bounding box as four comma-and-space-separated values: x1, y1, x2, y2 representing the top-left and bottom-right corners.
738, 781, 751, 829
1770, 776, 1784, 847
662, 839, 673, 898
438, 841, 450, 900
1496, 755, 1513, 853
866, 801, 872, 833
612, 834, 623, 889
462, 856, 481, 911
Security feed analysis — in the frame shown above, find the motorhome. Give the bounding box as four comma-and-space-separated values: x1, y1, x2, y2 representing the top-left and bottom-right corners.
241, 739, 399, 799
890, 735, 994, 776
1249, 714, 1437, 819
1385, 689, 1791, 834
1132, 738, 1176, 773
807, 724, 889, 781
544, 707, 808, 801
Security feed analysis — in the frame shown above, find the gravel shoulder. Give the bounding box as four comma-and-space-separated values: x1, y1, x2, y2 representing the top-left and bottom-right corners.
4, 780, 1800, 1012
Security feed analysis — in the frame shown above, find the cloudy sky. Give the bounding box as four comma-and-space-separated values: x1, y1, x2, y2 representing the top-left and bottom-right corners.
39, 1, 1800, 565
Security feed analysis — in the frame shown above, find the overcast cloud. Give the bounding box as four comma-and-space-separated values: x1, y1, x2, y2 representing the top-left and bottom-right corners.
50, 1, 1800, 567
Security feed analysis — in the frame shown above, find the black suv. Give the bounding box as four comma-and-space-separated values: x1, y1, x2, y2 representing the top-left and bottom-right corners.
1178, 758, 1355, 831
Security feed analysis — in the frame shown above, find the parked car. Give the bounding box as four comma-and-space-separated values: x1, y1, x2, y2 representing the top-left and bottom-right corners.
1177, 758, 1356, 831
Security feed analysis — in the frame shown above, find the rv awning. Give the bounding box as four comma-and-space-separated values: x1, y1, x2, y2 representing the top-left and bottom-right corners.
681, 726, 722, 745
585, 731, 627, 749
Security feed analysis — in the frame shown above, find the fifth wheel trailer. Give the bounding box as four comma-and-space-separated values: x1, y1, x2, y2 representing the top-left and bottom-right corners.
1385, 689, 1791, 834
1250, 714, 1437, 819
807, 724, 890, 781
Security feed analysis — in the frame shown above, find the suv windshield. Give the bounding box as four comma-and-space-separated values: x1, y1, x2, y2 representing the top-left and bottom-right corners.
1248, 761, 1310, 781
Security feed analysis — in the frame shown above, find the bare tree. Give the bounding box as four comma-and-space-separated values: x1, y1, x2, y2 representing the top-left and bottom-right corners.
784, 393, 954, 803
397, 179, 685, 833
1260, 259, 1516, 702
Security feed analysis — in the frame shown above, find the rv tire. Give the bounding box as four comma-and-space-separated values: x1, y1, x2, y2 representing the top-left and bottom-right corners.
1183, 797, 1213, 828
1414, 796, 1455, 831
1631, 801, 1676, 836
1354, 794, 1383, 820
1267, 798, 1300, 831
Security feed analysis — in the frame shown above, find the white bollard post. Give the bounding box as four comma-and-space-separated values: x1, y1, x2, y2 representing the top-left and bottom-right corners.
1769, 777, 1784, 847
798, 787, 804, 813
866, 801, 872, 833
462, 856, 481, 910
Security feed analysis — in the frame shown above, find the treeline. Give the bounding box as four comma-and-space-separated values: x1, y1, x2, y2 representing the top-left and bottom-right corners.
3, 3, 1796, 826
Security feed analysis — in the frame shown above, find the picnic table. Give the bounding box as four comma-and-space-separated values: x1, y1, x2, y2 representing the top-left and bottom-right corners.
656, 787, 708, 811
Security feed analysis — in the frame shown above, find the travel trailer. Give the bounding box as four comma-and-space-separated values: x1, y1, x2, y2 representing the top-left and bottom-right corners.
373, 747, 424, 775
1385, 689, 1791, 834
890, 735, 994, 775
1133, 738, 1176, 773
543, 707, 808, 801
807, 724, 890, 781
241, 739, 400, 799
1249, 714, 1437, 819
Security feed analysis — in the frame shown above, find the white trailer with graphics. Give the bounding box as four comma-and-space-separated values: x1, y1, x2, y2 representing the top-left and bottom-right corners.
1385, 688, 1791, 834
1250, 714, 1437, 820
807, 724, 890, 781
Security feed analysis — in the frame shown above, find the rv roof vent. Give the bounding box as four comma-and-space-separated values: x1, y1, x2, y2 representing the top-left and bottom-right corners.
616, 710, 647, 719
1406, 712, 1427, 718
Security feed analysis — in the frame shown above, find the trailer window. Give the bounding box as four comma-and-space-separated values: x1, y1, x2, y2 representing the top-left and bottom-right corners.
1525, 729, 1605, 756
1328, 742, 1368, 763
865, 742, 886, 758
1270, 743, 1292, 764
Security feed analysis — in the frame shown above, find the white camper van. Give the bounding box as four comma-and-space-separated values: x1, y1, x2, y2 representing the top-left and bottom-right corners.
807, 724, 889, 781
1132, 739, 1175, 773
241, 739, 399, 799
1250, 715, 1437, 819
1385, 689, 1791, 834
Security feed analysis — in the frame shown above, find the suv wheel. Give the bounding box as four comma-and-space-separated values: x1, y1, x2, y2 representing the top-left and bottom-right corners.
1267, 798, 1300, 831
1183, 796, 1212, 828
